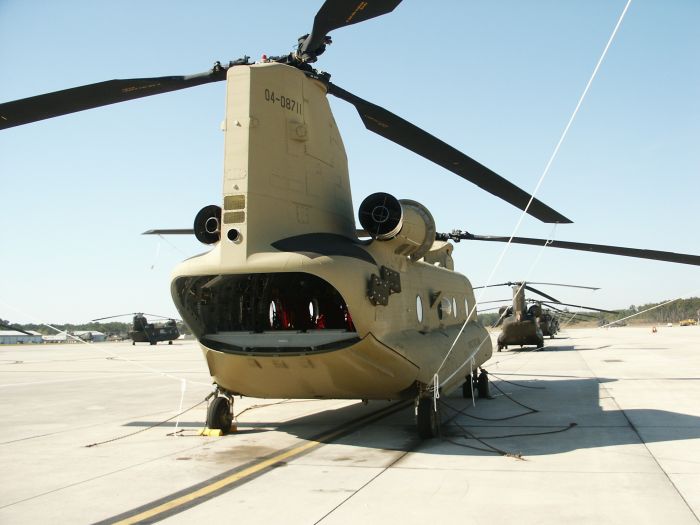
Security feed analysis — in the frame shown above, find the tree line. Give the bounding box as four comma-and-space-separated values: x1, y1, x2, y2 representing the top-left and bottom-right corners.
477, 297, 700, 326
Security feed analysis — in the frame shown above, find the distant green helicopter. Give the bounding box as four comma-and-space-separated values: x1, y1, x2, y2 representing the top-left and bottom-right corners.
92, 313, 179, 345
477, 282, 612, 350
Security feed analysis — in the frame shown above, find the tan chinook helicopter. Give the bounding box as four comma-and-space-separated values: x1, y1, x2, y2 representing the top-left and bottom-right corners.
3, 0, 700, 438
476, 282, 612, 351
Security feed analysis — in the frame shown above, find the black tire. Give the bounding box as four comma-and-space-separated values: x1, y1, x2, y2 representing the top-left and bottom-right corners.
132, 341, 135, 346
477, 371, 490, 399
462, 374, 477, 400
206, 396, 233, 433
150, 341, 156, 346
416, 397, 440, 439
168, 340, 173, 345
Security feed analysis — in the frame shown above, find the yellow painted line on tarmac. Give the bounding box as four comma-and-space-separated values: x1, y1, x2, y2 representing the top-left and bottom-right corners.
112, 400, 410, 524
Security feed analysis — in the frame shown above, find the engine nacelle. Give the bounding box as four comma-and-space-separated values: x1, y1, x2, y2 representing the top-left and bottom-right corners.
358, 192, 436, 260
528, 304, 542, 318
194, 205, 222, 245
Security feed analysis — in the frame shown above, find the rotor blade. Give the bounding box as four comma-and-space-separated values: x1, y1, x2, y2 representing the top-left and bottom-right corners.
472, 282, 514, 290
524, 285, 561, 303
453, 233, 700, 267
527, 282, 600, 290
140, 313, 176, 320
475, 280, 598, 291
327, 83, 571, 224
538, 301, 616, 314
0, 66, 231, 130
564, 312, 600, 319
0, 323, 34, 336
540, 303, 568, 314
542, 303, 599, 318
300, 0, 403, 59
91, 313, 138, 322
476, 299, 513, 305
142, 229, 194, 235
92, 312, 175, 322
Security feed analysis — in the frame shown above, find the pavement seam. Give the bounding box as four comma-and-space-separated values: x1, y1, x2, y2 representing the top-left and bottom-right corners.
94, 400, 412, 524
576, 346, 700, 523
313, 441, 420, 524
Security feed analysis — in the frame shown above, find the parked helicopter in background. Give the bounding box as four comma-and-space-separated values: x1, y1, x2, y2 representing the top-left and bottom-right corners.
476, 282, 611, 351
539, 309, 560, 339
4, 0, 700, 438
537, 301, 602, 337
92, 313, 179, 346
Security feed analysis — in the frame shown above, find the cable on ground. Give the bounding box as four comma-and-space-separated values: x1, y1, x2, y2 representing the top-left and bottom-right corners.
85, 398, 209, 448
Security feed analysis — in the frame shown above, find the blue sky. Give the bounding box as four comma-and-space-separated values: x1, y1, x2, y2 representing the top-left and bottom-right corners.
1, 0, 698, 324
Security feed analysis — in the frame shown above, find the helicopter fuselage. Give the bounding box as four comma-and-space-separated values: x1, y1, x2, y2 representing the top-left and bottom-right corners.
496, 285, 544, 349
171, 63, 491, 400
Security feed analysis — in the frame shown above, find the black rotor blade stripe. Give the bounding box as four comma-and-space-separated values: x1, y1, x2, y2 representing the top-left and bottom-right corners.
0, 323, 34, 336
540, 303, 598, 317
301, 0, 403, 57
0, 70, 227, 130
540, 303, 568, 314
524, 285, 561, 303
465, 235, 700, 267
327, 83, 571, 224
539, 300, 615, 314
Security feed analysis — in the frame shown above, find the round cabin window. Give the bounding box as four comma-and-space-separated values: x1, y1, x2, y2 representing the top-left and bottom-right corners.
416, 295, 423, 323
452, 297, 457, 318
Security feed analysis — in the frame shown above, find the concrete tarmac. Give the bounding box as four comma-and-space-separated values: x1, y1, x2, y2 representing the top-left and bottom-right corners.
0, 326, 698, 524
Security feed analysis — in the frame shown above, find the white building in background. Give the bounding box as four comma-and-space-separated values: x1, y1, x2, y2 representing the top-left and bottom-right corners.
73, 331, 107, 342
43, 332, 69, 343
42, 331, 107, 343
0, 330, 43, 345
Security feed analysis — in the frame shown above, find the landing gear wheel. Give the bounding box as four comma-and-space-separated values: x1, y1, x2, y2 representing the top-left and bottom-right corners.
149, 341, 156, 346
462, 374, 478, 400
207, 396, 233, 434
416, 397, 440, 439
536, 338, 544, 348
477, 370, 490, 399
132, 341, 135, 346
497, 344, 503, 352
168, 340, 173, 345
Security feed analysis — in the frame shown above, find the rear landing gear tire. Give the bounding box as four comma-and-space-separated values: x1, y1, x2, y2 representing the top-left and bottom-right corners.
207, 396, 233, 434
462, 374, 478, 400
477, 370, 490, 399
168, 340, 173, 345
416, 397, 440, 439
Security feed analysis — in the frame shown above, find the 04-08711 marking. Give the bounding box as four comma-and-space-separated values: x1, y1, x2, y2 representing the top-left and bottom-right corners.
264, 88, 303, 115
